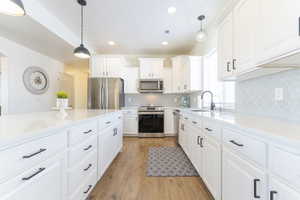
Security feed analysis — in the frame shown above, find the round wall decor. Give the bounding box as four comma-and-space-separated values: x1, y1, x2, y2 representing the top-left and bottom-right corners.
23, 66, 49, 95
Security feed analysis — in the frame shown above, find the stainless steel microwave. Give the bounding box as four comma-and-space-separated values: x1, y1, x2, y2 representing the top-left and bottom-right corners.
138, 79, 164, 93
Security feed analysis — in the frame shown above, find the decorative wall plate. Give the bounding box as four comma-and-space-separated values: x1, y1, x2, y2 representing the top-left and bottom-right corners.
23, 66, 49, 94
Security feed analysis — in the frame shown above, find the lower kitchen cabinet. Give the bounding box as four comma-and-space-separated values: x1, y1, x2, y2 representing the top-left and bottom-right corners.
269, 177, 300, 200
164, 108, 176, 135
1, 155, 66, 200
222, 148, 266, 200
123, 111, 138, 136
202, 138, 221, 200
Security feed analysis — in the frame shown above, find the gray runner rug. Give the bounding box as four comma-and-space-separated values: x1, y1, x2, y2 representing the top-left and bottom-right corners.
147, 146, 199, 177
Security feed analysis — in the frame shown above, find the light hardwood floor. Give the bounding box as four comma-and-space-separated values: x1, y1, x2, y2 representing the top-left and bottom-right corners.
89, 137, 214, 200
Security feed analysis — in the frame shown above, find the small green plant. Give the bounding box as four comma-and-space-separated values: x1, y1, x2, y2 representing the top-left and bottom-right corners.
56, 91, 68, 99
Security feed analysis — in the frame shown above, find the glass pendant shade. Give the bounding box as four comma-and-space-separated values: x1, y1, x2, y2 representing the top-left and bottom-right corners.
74, 44, 91, 59
196, 30, 207, 42
0, 0, 26, 16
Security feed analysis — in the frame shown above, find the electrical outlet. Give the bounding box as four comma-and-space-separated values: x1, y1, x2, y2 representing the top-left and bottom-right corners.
274, 88, 283, 101
174, 98, 178, 103
128, 97, 132, 103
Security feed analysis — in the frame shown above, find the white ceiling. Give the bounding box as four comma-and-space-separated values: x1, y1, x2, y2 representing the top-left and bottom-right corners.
38, 0, 228, 55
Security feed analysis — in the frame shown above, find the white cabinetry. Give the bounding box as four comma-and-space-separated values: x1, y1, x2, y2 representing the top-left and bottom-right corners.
163, 67, 173, 93
222, 148, 266, 200
122, 66, 139, 94
90, 56, 123, 78
172, 56, 202, 93
269, 177, 300, 200
123, 110, 138, 136
139, 58, 164, 79
164, 108, 176, 135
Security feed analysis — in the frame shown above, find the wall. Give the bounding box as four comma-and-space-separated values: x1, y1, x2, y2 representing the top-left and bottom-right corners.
236, 69, 300, 122
125, 94, 184, 107
0, 36, 63, 114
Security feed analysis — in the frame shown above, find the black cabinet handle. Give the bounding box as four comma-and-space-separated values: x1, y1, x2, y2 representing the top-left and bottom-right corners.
184, 117, 188, 120
84, 145, 92, 151
83, 130, 92, 134
197, 136, 201, 145
205, 128, 213, 132
200, 138, 204, 148
22, 168, 46, 181
84, 185, 93, 194
232, 59, 237, 70
23, 148, 47, 159
227, 61, 231, 72
106, 121, 111, 124
113, 128, 118, 136
230, 140, 244, 147
181, 124, 184, 131
83, 164, 92, 171
254, 179, 261, 198
270, 191, 277, 200
192, 121, 197, 125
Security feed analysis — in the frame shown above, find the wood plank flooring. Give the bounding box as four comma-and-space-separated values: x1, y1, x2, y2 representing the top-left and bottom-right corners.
89, 137, 214, 200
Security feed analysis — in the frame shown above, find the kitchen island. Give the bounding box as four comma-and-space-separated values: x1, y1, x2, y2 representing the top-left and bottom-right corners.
0, 109, 123, 200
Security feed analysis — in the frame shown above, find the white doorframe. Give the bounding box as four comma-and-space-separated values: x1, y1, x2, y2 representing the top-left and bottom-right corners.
0, 55, 9, 115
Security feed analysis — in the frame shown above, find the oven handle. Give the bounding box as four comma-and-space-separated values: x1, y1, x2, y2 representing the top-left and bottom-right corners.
138, 112, 164, 115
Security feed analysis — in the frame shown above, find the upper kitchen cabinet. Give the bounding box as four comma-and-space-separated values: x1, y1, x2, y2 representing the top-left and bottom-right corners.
122, 66, 139, 94
218, 0, 300, 81
172, 56, 202, 93
90, 55, 123, 78
258, 0, 300, 65
139, 58, 164, 79
217, 13, 234, 80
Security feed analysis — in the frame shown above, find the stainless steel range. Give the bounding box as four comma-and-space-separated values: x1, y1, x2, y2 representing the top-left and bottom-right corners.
138, 106, 165, 138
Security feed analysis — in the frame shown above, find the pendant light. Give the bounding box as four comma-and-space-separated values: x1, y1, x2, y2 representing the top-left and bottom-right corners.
74, 0, 91, 59
0, 0, 26, 16
196, 15, 207, 42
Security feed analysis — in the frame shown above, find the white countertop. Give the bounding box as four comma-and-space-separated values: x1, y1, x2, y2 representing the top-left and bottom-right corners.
0, 109, 119, 150
179, 109, 300, 148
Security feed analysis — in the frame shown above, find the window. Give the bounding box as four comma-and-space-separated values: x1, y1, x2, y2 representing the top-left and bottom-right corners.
199, 50, 235, 110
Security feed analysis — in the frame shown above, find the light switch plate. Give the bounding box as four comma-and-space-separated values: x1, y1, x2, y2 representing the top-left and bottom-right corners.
274, 88, 283, 101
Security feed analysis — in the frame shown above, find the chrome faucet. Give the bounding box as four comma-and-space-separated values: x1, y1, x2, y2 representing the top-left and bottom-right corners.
201, 90, 216, 111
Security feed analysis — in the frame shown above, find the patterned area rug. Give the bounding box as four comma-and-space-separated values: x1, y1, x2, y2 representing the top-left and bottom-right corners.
147, 146, 199, 177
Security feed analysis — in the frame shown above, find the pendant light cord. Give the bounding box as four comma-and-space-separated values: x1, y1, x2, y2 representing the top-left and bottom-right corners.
81, 5, 83, 45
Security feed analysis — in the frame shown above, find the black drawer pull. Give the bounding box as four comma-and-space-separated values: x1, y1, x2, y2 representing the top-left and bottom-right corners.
184, 117, 188, 120
84, 185, 93, 194
197, 136, 201, 145
83, 145, 92, 151
254, 179, 261, 198
106, 121, 111, 124
83, 130, 92, 134
23, 148, 47, 159
200, 138, 204, 148
205, 128, 213, 132
230, 140, 244, 147
83, 164, 92, 171
270, 191, 277, 200
22, 168, 46, 181
192, 121, 197, 124
113, 128, 118, 136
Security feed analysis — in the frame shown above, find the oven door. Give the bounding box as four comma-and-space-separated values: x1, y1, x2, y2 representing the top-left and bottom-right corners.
138, 112, 164, 137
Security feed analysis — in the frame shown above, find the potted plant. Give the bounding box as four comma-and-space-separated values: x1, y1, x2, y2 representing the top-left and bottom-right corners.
56, 91, 69, 108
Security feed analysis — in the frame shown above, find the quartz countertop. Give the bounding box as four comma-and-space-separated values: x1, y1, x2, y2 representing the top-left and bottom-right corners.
178, 108, 300, 148
0, 109, 119, 150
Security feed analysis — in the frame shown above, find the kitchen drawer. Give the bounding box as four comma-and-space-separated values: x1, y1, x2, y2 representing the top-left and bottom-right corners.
68, 150, 97, 195
0, 131, 67, 182
269, 145, 300, 188
223, 129, 267, 167
189, 117, 202, 129
70, 168, 97, 200
99, 114, 115, 131
68, 135, 97, 167
69, 120, 97, 146
202, 120, 221, 141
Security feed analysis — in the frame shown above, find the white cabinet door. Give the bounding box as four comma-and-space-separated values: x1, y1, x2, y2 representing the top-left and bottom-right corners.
218, 13, 234, 80
2, 158, 65, 200
188, 56, 202, 92
106, 58, 122, 78
222, 149, 266, 200
139, 59, 164, 79
164, 108, 175, 135
90, 56, 107, 77
259, 0, 300, 63
151, 60, 164, 79
269, 177, 300, 200
178, 119, 188, 151
139, 60, 152, 79
163, 67, 173, 93
123, 115, 138, 135
123, 67, 139, 94
233, 0, 259, 74
203, 138, 221, 200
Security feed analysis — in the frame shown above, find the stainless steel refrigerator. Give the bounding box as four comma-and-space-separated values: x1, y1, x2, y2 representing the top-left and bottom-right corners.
88, 78, 125, 110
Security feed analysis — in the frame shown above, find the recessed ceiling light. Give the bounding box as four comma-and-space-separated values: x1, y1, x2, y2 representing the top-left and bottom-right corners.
168, 7, 176, 14
162, 41, 169, 46
108, 41, 116, 46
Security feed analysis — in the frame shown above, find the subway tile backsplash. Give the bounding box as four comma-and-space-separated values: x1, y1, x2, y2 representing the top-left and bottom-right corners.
125, 94, 182, 107
236, 69, 300, 122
